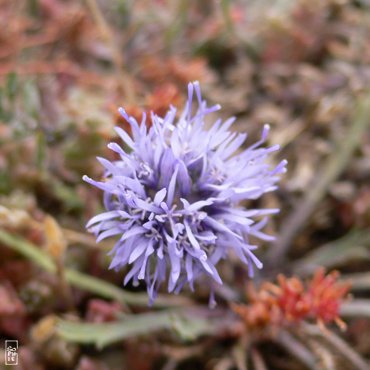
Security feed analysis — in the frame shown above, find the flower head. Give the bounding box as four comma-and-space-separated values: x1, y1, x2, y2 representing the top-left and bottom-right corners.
84, 82, 286, 304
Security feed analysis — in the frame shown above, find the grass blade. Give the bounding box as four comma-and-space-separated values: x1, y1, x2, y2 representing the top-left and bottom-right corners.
0, 229, 191, 307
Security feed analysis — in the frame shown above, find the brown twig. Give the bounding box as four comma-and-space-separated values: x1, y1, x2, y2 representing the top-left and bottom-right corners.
340, 299, 370, 318
214, 357, 234, 370
268, 94, 370, 265
161, 359, 178, 370
44, 215, 75, 311
302, 323, 369, 370
231, 336, 248, 370
278, 330, 318, 370
251, 347, 268, 370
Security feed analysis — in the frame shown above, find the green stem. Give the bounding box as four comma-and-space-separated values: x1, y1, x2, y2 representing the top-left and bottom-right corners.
0, 229, 191, 307
57, 309, 217, 349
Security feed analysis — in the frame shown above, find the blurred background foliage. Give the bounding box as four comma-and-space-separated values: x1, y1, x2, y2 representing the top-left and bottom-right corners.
0, 0, 370, 369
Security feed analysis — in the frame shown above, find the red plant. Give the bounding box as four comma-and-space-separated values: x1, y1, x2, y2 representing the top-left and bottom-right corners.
113, 83, 183, 134
304, 269, 350, 328
232, 268, 351, 331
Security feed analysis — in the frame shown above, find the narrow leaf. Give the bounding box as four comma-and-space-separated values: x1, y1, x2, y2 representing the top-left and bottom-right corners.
0, 229, 191, 307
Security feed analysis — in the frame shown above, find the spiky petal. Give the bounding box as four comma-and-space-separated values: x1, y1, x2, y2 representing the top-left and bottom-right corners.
84, 81, 287, 304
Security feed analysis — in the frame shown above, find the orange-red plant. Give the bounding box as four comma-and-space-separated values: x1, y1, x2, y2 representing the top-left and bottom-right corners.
231, 268, 351, 331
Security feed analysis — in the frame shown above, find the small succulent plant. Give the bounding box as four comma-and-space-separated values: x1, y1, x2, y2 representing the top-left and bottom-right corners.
232, 268, 351, 330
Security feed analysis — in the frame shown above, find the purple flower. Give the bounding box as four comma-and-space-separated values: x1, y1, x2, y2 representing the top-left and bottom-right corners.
84, 82, 287, 305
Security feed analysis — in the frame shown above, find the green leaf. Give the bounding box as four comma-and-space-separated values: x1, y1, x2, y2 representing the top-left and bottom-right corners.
27, 0, 40, 17
220, 0, 234, 33
0, 171, 11, 194
293, 230, 370, 275
57, 310, 215, 349
35, 131, 47, 170
6, 72, 18, 101
57, 311, 175, 348
51, 179, 84, 212
171, 314, 215, 341
0, 229, 190, 308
